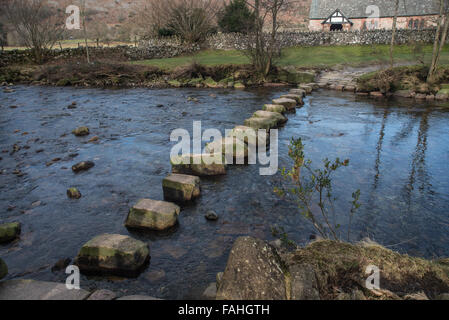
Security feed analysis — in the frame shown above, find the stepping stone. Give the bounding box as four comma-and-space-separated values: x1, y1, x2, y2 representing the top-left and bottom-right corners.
162, 174, 201, 203
205, 136, 248, 162
289, 88, 306, 97
244, 117, 279, 130
75, 234, 149, 277
280, 94, 304, 105
263, 104, 287, 114
253, 110, 287, 126
299, 84, 313, 94
227, 125, 269, 148
0, 222, 21, 244
272, 98, 296, 112
0, 258, 7, 280
0, 280, 90, 300
126, 199, 180, 231
171, 154, 226, 176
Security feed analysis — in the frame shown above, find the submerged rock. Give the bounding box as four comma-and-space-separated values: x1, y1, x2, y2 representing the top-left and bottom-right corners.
0, 280, 90, 300
0, 258, 7, 280
162, 174, 201, 203
75, 234, 150, 277
72, 126, 90, 137
72, 161, 95, 173
0, 222, 21, 244
216, 236, 287, 300
126, 199, 181, 231
171, 154, 226, 176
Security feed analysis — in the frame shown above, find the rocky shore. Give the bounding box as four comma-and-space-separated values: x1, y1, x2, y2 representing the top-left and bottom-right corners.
216, 236, 449, 300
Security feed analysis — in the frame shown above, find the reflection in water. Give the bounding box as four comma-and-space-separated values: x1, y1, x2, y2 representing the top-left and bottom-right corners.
0, 86, 448, 298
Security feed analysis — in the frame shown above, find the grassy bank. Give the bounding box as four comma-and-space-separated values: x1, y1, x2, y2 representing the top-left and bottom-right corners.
133, 44, 449, 70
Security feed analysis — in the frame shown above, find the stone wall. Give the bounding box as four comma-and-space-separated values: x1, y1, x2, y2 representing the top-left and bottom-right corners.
0, 41, 199, 67
0, 29, 444, 67
204, 29, 442, 50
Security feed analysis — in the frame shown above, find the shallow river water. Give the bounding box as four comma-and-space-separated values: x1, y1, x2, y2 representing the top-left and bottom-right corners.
0, 85, 448, 299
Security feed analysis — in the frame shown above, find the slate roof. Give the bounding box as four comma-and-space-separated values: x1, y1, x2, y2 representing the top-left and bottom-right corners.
310, 0, 441, 19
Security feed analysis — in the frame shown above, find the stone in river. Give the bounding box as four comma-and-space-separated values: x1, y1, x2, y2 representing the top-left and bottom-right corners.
0, 222, 21, 244
280, 94, 304, 105
125, 199, 181, 231
263, 104, 287, 114
253, 110, 287, 126
162, 174, 201, 203
244, 116, 280, 130
205, 210, 219, 221
272, 98, 296, 111
171, 154, 226, 176
72, 126, 90, 137
75, 234, 150, 277
72, 161, 95, 173
67, 188, 82, 199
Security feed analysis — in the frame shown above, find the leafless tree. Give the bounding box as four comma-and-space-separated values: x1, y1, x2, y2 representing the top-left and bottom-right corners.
428, 0, 449, 83
4, 0, 64, 63
245, 0, 295, 77
140, 0, 221, 43
390, 0, 400, 69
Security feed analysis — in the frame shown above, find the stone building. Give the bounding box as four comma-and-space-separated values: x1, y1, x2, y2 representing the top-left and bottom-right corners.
309, 0, 441, 31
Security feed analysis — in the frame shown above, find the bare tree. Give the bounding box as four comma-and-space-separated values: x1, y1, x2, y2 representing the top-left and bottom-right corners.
4, 0, 64, 63
389, 0, 400, 69
141, 0, 221, 42
245, 0, 294, 77
428, 0, 449, 83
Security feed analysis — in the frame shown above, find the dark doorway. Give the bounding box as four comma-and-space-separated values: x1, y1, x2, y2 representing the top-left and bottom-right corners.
330, 24, 343, 31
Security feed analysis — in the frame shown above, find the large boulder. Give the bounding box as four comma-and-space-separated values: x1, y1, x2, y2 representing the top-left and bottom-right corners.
162, 174, 201, 203
75, 234, 150, 277
286, 263, 320, 300
436, 89, 449, 100
216, 236, 287, 300
263, 104, 287, 114
171, 154, 226, 176
272, 98, 296, 112
126, 199, 181, 231
205, 136, 248, 162
0, 280, 90, 300
0, 258, 7, 280
0, 222, 21, 244
253, 110, 287, 126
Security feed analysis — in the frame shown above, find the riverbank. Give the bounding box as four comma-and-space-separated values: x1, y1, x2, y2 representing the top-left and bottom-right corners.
216, 236, 449, 300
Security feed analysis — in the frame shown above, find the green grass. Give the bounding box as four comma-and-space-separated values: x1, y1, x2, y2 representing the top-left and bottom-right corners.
133, 44, 449, 70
